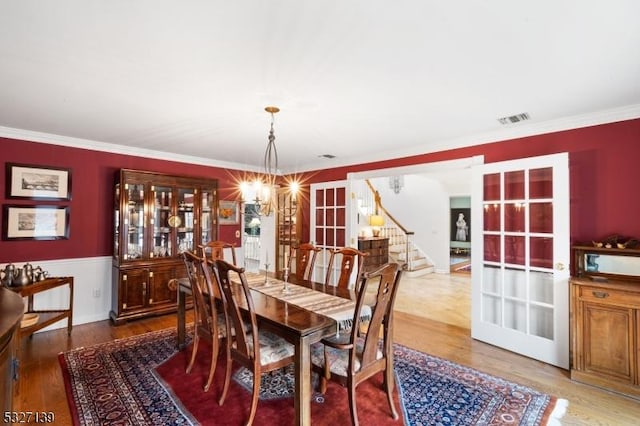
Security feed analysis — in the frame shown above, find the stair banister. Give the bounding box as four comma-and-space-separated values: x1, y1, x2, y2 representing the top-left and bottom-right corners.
365, 179, 414, 270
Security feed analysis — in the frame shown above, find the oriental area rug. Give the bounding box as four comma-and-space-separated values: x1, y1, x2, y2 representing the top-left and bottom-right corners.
59, 327, 568, 425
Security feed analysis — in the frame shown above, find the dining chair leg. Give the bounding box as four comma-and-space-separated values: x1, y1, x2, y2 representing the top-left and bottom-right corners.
186, 334, 200, 374
385, 367, 398, 420
203, 339, 219, 392
218, 345, 232, 406
348, 380, 359, 426
246, 368, 261, 426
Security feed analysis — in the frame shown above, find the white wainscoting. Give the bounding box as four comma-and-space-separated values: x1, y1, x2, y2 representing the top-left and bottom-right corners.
7, 256, 112, 332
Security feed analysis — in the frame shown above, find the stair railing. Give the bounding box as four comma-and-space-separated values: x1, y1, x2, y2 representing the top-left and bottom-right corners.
365, 179, 414, 270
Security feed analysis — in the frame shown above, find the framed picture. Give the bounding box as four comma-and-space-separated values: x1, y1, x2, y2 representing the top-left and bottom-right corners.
2, 205, 70, 240
451, 208, 470, 242
6, 163, 72, 200
218, 200, 240, 225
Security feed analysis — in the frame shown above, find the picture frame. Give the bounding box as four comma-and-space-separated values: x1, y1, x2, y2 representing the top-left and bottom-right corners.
218, 200, 240, 225
6, 163, 72, 200
451, 208, 470, 242
2, 205, 70, 240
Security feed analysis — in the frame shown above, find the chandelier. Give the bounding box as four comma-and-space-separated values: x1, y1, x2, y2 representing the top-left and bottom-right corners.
389, 175, 404, 194
241, 106, 298, 217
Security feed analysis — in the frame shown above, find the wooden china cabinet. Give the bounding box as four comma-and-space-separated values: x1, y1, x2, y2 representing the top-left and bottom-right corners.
110, 169, 217, 325
570, 245, 640, 400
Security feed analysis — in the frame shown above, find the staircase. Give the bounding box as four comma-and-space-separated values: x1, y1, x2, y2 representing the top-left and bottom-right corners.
380, 224, 434, 278
360, 179, 434, 277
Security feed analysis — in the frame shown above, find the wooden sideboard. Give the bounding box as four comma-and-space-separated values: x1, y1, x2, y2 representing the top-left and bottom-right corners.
9, 276, 74, 396
570, 245, 640, 400
358, 237, 389, 270
0, 287, 24, 414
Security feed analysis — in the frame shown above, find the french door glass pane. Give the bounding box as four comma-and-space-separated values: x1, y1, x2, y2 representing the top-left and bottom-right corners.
530, 202, 553, 233
504, 299, 526, 332
530, 237, 554, 268
530, 271, 554, 304
529, 167, 553, 199
482, 295, 501, 325
483, 173, 500, 200
504, 203, 525, 232
531, 305, 554, 339
326, 188, 335, 206
482, 265, 501, 294
326, 208, 335, 226
504, 267, 526, 299
504, 170, 525, 200
336, 187, 345, 205
484, 235, 501, 262
315, 208, 324, 226
483, 204, 501, 231
504, 236, 525, 265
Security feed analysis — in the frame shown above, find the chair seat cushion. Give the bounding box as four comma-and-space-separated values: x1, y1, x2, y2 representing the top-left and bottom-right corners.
247, 330, 295, 365
310, 338, 382, 377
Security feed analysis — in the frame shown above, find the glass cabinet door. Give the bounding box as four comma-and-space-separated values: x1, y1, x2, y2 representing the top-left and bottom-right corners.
114, 183, 120, 258
176, 187, 196, 253
200, 188, 215, 246
124, 183, 145, 260
151, 185, 173, 258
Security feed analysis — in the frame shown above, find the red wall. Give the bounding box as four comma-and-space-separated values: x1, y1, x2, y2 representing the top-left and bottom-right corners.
0, 139, 245, 263
1, 117, 639, 264
296, 118, 640, 246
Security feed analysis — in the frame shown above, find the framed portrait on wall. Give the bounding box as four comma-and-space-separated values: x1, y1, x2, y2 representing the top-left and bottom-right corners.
450, 208, 470, 242
218, 200, 240, 225
6, 163, 72, 200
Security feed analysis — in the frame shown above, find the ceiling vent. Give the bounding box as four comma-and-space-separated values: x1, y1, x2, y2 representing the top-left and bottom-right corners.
498, 112, 531, 125
318, 154, 336, 159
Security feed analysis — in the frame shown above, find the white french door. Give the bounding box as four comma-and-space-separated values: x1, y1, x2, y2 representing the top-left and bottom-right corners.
471, 153, 570, 369
310, 180, 349, 284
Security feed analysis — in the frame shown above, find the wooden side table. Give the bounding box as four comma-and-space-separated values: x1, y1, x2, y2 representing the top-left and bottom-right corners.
9, 276, 74, 394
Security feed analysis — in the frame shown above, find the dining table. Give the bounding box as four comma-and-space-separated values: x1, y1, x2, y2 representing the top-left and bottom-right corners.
173, 271, 359, 426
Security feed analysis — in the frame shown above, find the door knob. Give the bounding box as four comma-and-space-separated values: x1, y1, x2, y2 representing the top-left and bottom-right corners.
555, 262, 565, 271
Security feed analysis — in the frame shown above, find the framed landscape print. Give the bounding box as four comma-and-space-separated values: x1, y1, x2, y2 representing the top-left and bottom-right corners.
6, 163, 72, 200
2, 205, 70, 240
218, 200, 240, 225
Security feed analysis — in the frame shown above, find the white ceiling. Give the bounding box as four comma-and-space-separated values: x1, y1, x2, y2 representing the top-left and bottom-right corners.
1, 1, 640, 173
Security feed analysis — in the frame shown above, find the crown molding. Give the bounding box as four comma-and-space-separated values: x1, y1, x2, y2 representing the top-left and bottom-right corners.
291, 103, 640, 173
0, 126, 262, 173
2, 103, 639, 175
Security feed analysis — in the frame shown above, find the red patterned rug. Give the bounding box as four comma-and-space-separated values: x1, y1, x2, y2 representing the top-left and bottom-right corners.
59, 327, 568, 425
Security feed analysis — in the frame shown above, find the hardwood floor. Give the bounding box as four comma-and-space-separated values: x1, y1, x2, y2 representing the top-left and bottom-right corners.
13, 272, 640, 425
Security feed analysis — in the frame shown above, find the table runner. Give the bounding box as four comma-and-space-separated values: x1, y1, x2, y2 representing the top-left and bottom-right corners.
243, 273, 370, 334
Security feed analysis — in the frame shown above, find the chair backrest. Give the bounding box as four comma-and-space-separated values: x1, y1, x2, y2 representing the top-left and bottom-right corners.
182, 250, 216, 331
288, 243, 321, 281
351, 262, 403, 372
324, 247, 369, 289
200, 240, 237, 265
211, 259, 258, 363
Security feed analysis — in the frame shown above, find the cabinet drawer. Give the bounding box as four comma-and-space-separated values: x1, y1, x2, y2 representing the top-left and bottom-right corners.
578, 286, 640, 306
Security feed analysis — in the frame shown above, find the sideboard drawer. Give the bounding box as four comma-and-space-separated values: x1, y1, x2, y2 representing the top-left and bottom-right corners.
578, 285, 640, 306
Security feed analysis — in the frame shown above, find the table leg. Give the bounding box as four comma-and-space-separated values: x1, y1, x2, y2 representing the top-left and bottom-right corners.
177, 286, 186, 350
67, 278, 74, 336
294, 336, 312, 426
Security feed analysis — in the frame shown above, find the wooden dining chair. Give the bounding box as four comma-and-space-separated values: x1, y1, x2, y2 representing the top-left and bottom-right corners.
311, 262, 403, 426
200, 240, 237, 265
324, 247, 368, 290
181, 250, 228, 392
211, 259, 295, 426
287, 242, 321, 281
